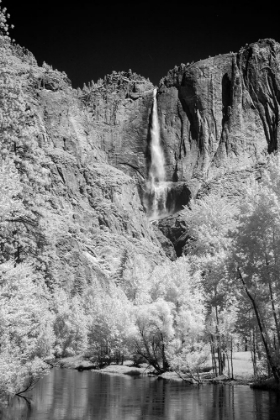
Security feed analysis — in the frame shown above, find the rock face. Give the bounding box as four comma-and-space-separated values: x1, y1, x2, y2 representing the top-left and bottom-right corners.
157, 39, 280, 186
152, 39, 280, 252
157, 214, 189, 257
79, 71, 154, 184
1, 37, 280, 275
78, 39, 280, 193
0, 38, 165, 293
80, 39, 280, 246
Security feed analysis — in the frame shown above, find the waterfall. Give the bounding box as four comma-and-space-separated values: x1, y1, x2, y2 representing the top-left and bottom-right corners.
145, 89, 170, 219
149, 89, 165, 185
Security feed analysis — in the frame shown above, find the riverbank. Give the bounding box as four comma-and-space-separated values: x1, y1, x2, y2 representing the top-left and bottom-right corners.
57, 352, 255, 383
55, 352, 279, 390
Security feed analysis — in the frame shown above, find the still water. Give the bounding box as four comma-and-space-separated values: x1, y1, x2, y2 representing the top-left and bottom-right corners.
1, 369, 280, 420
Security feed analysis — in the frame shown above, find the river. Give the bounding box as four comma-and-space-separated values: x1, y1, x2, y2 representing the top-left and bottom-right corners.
1, 369, 279, 420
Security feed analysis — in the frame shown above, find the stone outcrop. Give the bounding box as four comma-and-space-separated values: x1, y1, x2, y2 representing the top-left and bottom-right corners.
157, 214, 189, 257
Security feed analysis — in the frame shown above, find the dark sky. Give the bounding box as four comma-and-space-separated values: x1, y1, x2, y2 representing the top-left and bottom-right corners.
3, 1, 280, 88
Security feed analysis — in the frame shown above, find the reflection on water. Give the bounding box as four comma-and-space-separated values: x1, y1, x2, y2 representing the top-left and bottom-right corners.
1, 369, 280, 420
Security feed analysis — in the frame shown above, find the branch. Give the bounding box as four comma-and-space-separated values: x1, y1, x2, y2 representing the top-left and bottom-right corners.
5, 216, 38, 227
16, 376, 40, 396
174, 369, 200, 384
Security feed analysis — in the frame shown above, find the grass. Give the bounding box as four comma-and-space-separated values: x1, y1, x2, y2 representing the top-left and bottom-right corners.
227, 351, 254, 379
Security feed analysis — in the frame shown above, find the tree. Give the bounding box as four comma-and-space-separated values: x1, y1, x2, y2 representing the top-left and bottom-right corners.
133, 299, 174, 373
168, 341, 210, 383
0, 158, 55, 394
85, 283, 134, 365
0, 262, 54, 394
0, 159, 31, 264
132, 258, 206, 374
52, 288, 88, 358
181, 193, 238, 375
120, 252, 154, 304
0, 1, 14, 40
233, 156, 280, 382
181, 193, 237, 257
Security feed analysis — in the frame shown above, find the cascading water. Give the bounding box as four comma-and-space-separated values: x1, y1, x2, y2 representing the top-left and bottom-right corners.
145, 89, 171, 219
144, 89, 190, 220
149, 89, 165, 186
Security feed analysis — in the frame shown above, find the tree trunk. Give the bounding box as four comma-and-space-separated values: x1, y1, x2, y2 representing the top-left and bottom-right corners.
161, 340, 170, 372
238, 267, 280, 383
210, 337, 217, 377
226, 350, 230, 377
251, 326, 257, 377
230, 338, 234, 380
215, 306, 223, 375
265, 253, 280, 349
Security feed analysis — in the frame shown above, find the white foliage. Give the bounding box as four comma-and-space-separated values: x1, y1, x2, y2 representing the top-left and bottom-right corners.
0, 262, 54, 394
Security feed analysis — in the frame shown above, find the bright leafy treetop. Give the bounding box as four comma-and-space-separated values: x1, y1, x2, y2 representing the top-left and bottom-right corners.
0, 1, 14, 40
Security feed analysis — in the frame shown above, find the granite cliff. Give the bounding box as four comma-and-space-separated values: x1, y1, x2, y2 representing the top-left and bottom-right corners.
155, 38, 280, 253
0, 37, 171, 294
79, 38, 280, 256
157, 38, 279, 183
82, 39, 280, 185
1, 37, 280, 283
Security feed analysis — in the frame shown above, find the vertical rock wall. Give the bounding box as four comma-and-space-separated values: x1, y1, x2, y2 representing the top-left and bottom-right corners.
0, 39, 169, 292
157, 39, 280, 186
80, 72, 155, 184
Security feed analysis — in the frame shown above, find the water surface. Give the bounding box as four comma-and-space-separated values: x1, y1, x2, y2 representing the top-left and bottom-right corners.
1, 368, 280, 420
